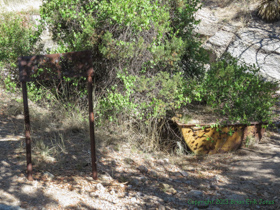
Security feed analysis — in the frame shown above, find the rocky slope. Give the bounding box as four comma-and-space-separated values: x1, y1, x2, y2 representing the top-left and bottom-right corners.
197, 2, 280, 81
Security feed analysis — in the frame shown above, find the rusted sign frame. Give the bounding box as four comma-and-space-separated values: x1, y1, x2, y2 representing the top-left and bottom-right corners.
18, 51, 97, 181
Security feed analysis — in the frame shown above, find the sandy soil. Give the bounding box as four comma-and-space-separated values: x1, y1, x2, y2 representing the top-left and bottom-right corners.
1, 86, 280, 210
1, 1, 280, 209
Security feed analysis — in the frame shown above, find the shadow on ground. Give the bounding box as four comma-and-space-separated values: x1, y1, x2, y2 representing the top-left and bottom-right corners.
1, 98, 280, 209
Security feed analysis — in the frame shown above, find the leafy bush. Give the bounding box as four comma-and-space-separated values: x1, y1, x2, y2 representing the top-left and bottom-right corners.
97, 70, 189, 124
0, 12, 42, 92
96, 70, 189, 152
39, 0, 208, 152
40, 0, 207, 89
200, 54, 279, 124
0, 12, 42, 76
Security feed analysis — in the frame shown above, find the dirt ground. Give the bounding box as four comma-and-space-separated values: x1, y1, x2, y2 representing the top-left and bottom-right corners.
1, 1, 280, 209
1, 87, 280, 210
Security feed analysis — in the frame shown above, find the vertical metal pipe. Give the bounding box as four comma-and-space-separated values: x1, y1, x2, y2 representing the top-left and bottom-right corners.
22, 82, 33, 181
87, 76, 97, 180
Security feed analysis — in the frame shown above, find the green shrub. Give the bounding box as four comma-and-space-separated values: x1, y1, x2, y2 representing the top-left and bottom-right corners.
200, 54, 279, 124
40, 0, 207, 88
96, 69, 189, 152
0, 12, 42, 90
97, 70, 189, 124
40, 0, 208, 150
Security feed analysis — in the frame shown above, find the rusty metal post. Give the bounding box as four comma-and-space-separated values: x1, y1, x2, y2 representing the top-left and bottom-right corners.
87, 75, 97, 180
22, 82, 33, 181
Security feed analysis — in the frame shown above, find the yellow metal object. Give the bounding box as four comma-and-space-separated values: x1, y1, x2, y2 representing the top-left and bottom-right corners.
177, 123, 265, 155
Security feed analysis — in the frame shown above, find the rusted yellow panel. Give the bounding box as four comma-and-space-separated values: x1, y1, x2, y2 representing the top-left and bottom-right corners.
180, 126, 245, 155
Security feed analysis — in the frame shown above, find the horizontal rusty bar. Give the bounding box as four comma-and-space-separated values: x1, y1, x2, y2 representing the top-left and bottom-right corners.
176, 121, 267, 128
18, 51, 93, 82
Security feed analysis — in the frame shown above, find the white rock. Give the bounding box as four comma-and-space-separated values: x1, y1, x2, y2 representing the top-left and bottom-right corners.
194, 8, 220, 36
43, 171, 54, 180
163, 158, 169, 163
96, 183, 105, 192
194, 7, 280, 81
208, 30, 235, 47
130, 197, 137, 203
227, 28, 280, 81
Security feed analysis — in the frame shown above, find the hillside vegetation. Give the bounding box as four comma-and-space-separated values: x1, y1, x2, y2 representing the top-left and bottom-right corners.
0, 0, 278, 154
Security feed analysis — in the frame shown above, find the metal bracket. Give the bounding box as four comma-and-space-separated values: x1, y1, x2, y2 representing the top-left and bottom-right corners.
18, 51, 97, 181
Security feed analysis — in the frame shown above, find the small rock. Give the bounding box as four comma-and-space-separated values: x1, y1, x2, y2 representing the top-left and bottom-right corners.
131, 178, 140, 186
158, 183, 177, 194
136, 192, 143, 197
189, 190, 203, 198
130, 197, 137, 202
158, 205, 165, 210
124, 158, 134, 165
171, 188, 177, 194
213, 175, 220, 182
72, 184, 79, 189
140, 176, 147, 182
184, 166, 195, 171
127, 185, 132, 189
163, 196, 175, 203
163, 158, 169, 163
199, 184, 210, 191
15, 114, 24, 120
138, 165, 148, 173
89, 192, 96, 197
180, 171, 188, 177
100, 174, 111, 181
96, 183, 105, 191
1, 161, 10, 167
149, 170, 158, 177
264, 192, 269, 197
173, 172, 182, 177
183, 180, 192, 185
173, 179, 183, 183
187, 186, 193, 190
157, 160, 165, 165
43, 171, 54, 180
86, 177, 93, 181
158, 183, 171, 190
210, 184, 219, 190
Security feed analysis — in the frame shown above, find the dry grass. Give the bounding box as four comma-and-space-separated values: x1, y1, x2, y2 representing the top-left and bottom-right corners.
201, 0, 260, 27
0, 86, 177, 170
0, 0, 41, 14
